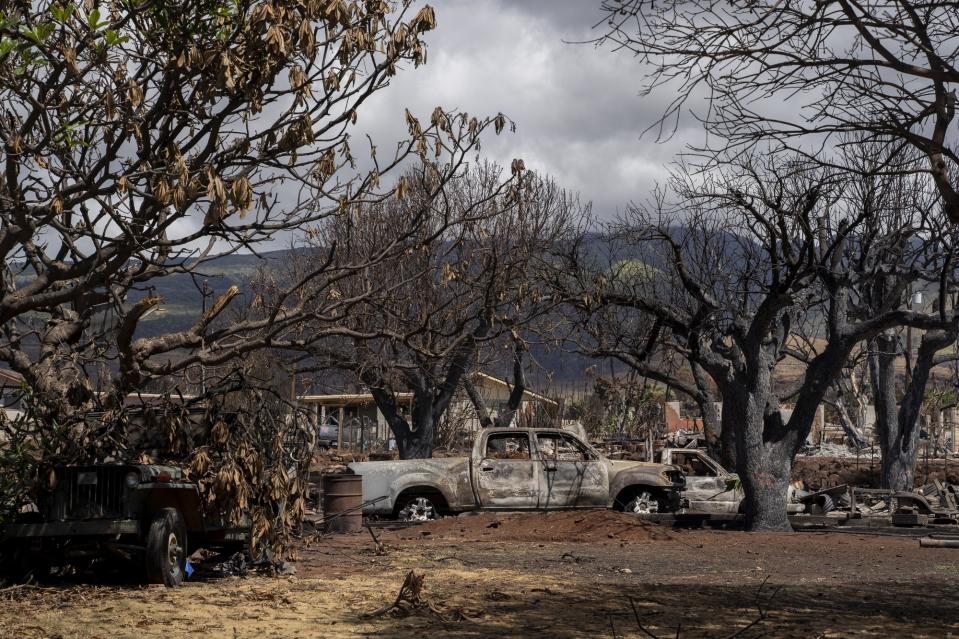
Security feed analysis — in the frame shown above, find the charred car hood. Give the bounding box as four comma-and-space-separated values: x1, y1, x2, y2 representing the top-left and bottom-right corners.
609, 460, 682, 474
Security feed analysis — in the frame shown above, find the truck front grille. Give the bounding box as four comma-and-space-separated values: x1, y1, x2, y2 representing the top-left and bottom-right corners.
51, 466, 128, 521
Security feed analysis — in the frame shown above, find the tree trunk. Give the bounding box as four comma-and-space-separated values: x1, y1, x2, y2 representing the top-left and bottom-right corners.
366, 385, 433, 460
397, 429, 434, 459
691, 363, 723, 463
699, 397, 722, 462
739, 447, 792, 532
726, 380, 794, 531
719, 403, 737, 471
869, 334, 904, 488
462, 376, 495, 428
871, 330, 955, 489
395, 390, 437, 459
880, 447, 917, 491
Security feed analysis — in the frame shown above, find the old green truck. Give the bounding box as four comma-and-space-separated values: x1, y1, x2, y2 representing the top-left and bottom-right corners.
0, 463, 248, 587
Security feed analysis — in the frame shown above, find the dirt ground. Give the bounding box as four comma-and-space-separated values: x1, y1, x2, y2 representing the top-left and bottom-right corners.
2, 511, 958, 638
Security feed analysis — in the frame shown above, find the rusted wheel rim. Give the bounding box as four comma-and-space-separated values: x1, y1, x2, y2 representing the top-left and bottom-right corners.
626, 491, 658, 514
400, 497, 436, 522
166, 532, 182, 575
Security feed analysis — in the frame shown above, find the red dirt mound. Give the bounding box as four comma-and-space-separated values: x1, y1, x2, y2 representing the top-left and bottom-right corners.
393, 510, 673, 543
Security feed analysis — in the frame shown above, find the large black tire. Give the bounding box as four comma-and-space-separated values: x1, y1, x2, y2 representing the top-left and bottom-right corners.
0, 542, 50, 585
0, 542, 23, 586
145, 508, 187, 587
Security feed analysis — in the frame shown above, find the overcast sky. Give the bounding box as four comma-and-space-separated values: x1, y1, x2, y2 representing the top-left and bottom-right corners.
359, 0, 704, 219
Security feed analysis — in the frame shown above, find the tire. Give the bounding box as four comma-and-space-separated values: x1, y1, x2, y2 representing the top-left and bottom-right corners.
622, 490, 660, 515
807, 494, 835, 515
396, 495, 440, 522
0, 542, 49, 585
145, 508, 187, 587
0, 542, 23, 585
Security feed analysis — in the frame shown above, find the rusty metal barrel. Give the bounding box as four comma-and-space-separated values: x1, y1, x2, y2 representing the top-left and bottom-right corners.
322, 474, 363, 533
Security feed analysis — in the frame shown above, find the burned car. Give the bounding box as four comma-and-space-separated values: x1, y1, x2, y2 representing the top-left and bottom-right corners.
0, 463, 248, 587
659, 447, 805, 515
350, 427, 686, 521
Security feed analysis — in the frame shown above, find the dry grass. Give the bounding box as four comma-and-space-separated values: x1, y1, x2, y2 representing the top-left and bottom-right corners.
3, 514, 959, 638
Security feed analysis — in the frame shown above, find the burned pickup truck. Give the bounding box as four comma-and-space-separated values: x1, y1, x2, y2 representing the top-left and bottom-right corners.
0, 463, 248, 587
349, 427, 686, 521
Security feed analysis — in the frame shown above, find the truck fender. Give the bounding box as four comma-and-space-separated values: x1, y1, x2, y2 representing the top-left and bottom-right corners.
143, 485, 204, 533
390, 474, 457, 513
609, 471, 673, 506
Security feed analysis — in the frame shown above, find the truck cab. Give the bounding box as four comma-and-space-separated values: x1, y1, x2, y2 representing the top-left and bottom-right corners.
475, 429, 613, 510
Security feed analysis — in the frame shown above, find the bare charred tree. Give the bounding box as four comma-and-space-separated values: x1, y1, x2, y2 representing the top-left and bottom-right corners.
850, 172, 959, 490
868, 328, 958, 488
0, 0, 512, 436
557, 153, 955, 530
599, 0, 959, 224
554, 157, 826, 529
827, 363, 870, 450
582, 299, 726, 462
742, 145, 959, 491
305, 162, 583, 458
785, 150, 959, 490
462, 335, 527, 429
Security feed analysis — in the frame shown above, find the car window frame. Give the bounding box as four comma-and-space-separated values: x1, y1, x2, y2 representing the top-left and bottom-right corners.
485, 433, 532, 461
535, 432, 596, 462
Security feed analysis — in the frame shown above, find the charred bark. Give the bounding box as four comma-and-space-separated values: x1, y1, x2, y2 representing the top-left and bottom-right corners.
721, 355, 801, 532
691, 362, 723, 464
462, 378, 495, 428
719, 403, 737, 472
871, 329, 957, 490
463, 340, 526, 428
400, 395, 440, 460
365, 324, 486, 459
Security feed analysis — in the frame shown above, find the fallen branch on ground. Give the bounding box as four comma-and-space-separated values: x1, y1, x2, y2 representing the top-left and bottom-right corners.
363, 570, 477, 622
366, 524, 387, 555
619, 576, 781, 638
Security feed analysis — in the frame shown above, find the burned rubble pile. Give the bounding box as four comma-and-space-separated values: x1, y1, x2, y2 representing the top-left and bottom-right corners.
795, 479, 959, 526
792, 456, 959, 491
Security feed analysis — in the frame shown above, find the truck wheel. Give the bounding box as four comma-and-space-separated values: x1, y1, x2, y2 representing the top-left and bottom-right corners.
0, 543, 50, 585
145, 508, 187, 587
623, 490, 659, 515
807, 494, 835, 515
0, 543, 24, 585
397, 496, 438, 522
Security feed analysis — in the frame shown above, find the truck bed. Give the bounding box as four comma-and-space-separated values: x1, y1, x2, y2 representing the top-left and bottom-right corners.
349, 456, 473, 515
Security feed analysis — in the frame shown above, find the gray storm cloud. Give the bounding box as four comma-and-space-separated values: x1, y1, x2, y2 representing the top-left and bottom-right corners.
354, 0, 706, 218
